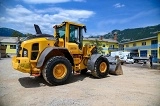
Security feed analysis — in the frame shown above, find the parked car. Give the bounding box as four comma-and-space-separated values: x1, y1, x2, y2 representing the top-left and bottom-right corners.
125, 56, 134, 64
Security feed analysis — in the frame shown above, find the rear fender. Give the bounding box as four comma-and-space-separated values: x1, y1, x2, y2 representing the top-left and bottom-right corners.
36, 47, 74, 68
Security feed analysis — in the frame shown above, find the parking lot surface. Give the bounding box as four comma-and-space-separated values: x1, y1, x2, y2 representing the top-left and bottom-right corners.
0, 58, 160, 106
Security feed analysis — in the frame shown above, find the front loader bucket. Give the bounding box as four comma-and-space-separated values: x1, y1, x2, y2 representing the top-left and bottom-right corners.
106, 56, 123, 75
109, 64, 123, 75
109, 64, 116, 72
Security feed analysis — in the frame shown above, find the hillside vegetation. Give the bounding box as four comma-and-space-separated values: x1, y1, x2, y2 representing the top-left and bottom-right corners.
1, 24, 160, 43
103, 24, 160, 43
0, 28, 24, 37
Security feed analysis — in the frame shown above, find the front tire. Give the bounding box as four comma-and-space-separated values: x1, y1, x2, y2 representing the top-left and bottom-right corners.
42, 56, 72, 85
95, 57, 110, 78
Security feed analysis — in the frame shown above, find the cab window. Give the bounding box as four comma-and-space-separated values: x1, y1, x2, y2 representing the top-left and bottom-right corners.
69, 25, 79, 42
56, 25, 65, 38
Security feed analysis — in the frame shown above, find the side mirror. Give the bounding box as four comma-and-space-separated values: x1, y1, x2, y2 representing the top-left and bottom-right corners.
83, 26, 87, 33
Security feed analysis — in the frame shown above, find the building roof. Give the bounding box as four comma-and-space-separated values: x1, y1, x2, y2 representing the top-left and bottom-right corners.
83, 38, 118, 43
0, 37, 18, 43
119, 36, 157, 44
152, 31, 160, 34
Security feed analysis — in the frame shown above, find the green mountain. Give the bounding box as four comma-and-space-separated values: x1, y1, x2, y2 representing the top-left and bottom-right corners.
103, 24, 160, 43
0, 28, 24, 37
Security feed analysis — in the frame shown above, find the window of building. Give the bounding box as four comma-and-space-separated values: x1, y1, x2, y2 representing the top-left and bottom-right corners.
133, 43, 136, 46
109, 45, 114, 48
126, 44, 129, 47
1, 45, 7, 47
142, 42, 146, 45
120, 45, 124, 48
10, 45, 16, 49
151, 50, 157, 62
151, 40, 157, 44
140, 50, 147, 57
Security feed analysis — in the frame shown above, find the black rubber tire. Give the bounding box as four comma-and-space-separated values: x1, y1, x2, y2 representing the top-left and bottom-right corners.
80, 68, 88, 74
95, 56, 110, 78
38, 73, 43, 78
42, 56, 72, 85
134, 60, 138, 63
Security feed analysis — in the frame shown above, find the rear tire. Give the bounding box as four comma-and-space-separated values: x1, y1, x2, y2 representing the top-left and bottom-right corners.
95, 56, 110, 78
42, 56, 72, 85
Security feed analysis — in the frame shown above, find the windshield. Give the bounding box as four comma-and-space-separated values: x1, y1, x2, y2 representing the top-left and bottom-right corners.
56, 25, 65, 38
127, 56, 133, 59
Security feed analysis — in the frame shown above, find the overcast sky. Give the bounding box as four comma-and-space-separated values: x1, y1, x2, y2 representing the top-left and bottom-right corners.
0, 0, 160, 36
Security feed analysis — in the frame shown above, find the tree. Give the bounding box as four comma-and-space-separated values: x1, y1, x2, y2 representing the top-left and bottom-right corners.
24, 33, 33, 37
11, 31, 23, 37
89, 39, 104, 54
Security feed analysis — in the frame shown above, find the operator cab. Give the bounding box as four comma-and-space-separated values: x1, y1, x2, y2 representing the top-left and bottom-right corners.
54, 21, 86, 50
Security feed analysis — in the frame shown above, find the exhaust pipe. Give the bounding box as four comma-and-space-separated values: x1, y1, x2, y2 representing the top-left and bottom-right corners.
34, 24, 42, 34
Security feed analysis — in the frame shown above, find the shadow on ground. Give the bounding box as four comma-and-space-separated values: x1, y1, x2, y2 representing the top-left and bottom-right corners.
18, 72, 111, 88
69, 72, 90, 83
18, 76, 49, 88
18, 72, 92, 88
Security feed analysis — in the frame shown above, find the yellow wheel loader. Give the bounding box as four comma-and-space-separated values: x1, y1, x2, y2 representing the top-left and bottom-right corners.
12, 21, 110, 85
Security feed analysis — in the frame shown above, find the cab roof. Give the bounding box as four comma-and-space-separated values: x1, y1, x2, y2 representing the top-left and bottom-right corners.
54, 21, 85, 28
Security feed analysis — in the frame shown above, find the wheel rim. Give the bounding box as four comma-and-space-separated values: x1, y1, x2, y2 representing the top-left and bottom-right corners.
99, 62, 107, 73
53, 64, 67, 79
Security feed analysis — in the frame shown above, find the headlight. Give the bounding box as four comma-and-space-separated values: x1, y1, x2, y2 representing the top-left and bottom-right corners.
24, 51, 27, 57
22, 48, 28, 57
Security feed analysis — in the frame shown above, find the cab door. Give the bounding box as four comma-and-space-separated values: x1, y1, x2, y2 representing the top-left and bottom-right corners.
66, 24, 83, 54
65, 24, 84, 65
